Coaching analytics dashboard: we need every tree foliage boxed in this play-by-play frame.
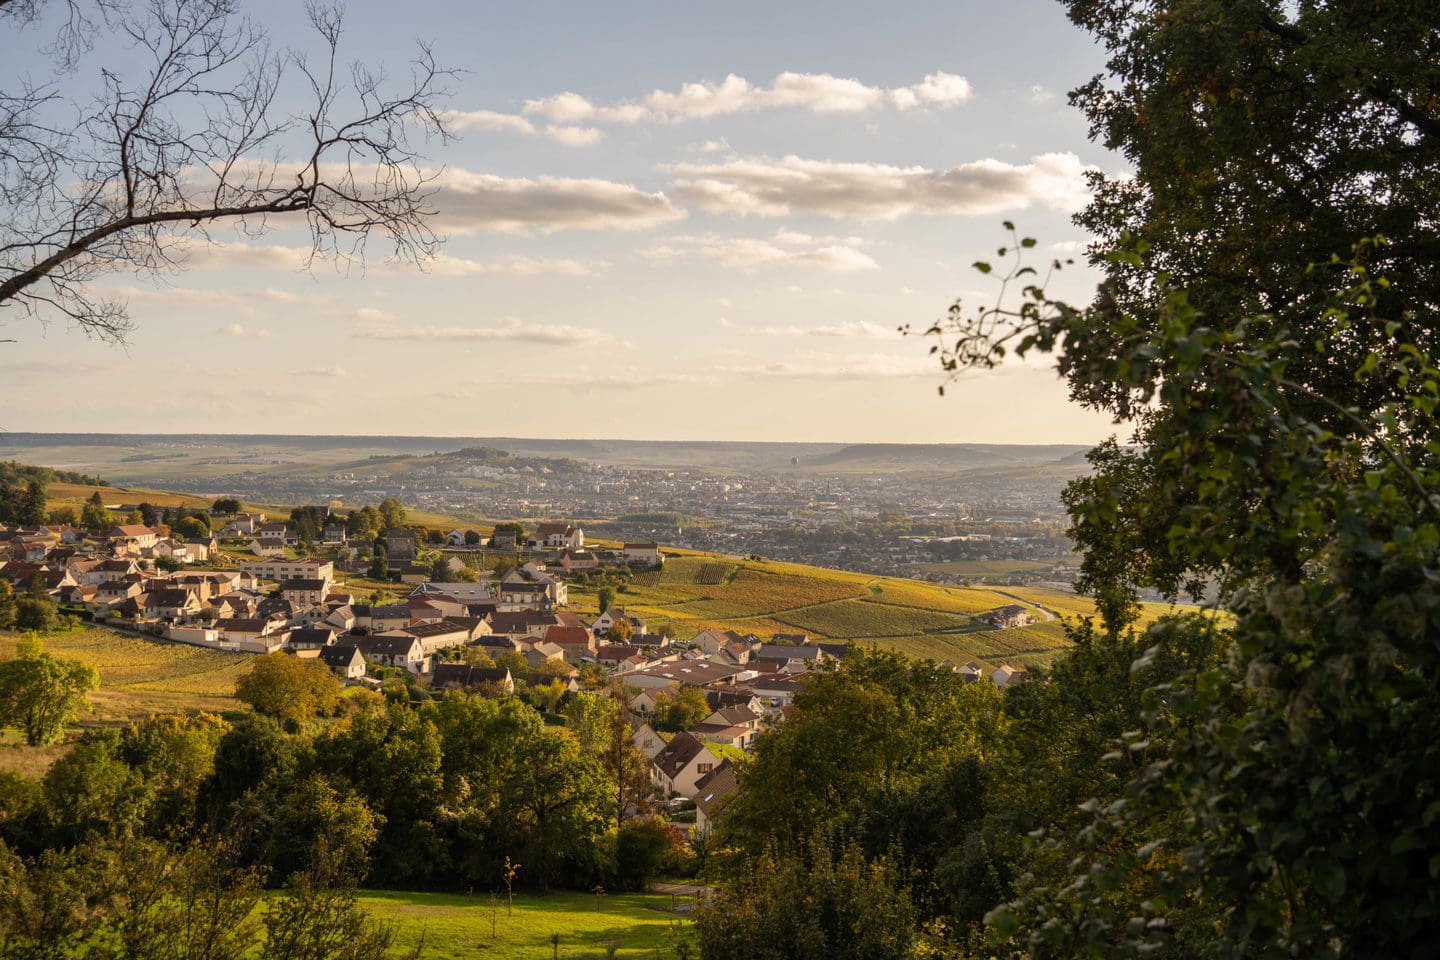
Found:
[915,2,1440,956]
[0,650,98,745]
[234,654,341,725]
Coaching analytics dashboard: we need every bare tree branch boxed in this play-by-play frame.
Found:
[0,0,455,343]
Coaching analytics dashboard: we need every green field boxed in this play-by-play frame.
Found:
[356,889,695,960]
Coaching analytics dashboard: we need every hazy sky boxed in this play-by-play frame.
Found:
[2,0,1126,444]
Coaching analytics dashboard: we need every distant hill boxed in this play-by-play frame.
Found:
[793,443,1091,472]
[0,433,1093,475]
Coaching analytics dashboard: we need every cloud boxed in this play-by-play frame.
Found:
[544,125,605,146]
[182,242,317,270]
[717,351,928,381]
[293,366,351,378]
[760,320,894,338]
[109,282,332,310]
[440,109,605,146]
[643,234,879,273]
[1026,84,1057,105]
[217,323,271,339]
[517,70,972,125]
[669,152,1095,219]
[432,169,686,233]
[351,316,616,347]
[421,253,608,278]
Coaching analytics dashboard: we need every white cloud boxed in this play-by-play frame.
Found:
[544,125,605,146]
[1026,84,1057,105]
[352,316,616,346]
[440,109,604,146]
[760,320,894,339]
[420,253,608,278]
[516,70,972,125]
[432,169,686,233]
[442,109,538,135]
[643,234,879,273]
[294,366,351,378]
[217,323,271,339]
[670,152,1095,219]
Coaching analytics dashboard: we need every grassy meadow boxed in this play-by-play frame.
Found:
[355,889,695,960]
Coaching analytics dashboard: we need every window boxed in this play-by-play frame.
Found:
[697,763,713,775]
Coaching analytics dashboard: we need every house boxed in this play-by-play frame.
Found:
[369,603,412,633]
[488,610,558,639]
[319,644,367,680]
[240,558,334,584]
[489,528,519,550]
[144,588,201,621]
[693,759,740,833]
[555,549,599,573]
[981,605,1034,629]
[651,732,721,798]
[356,634,429,673]
[213,618,284,646]
[149,539,192,564]
[217,513,263,538]
[288,626,338,650]
[621,660,744,691]
[257,523,289,544]
[380,619,473,654]
[592,606,646,637]
[384,528,417,560]
[992,664,1026,689]
[544,625,595,658]
[280,578,330,606]
[524,640,568,668]
[431,663,515,694]
[248,539,286,559]
[630,719,666,759]
[109,524,160,552]
[621,542,662,566]
[322,524,349,545]
[531,522,584,550]
[957,662,983,683]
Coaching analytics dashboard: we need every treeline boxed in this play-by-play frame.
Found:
[695,623,1226,958]
[0,678,677,906]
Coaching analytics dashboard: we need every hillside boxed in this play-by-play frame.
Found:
[571,553,1178,670]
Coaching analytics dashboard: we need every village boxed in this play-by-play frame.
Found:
[1,509,1035,820]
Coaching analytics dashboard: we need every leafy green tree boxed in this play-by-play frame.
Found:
[921,3,1440,955]
[651,685,709,732]
[118,712,228,831]
[428,556,453,582]
[42,732,154,842]
[80,491,111,531]
[212,497,242,515]
[0,581,15,631]
[19,477,46,525]
[695,837,915,960]
[0,651,98,745]
[463,529,481,545]
[377,498,406,528]
[234,654,341,725]
[596,586,615,615]
[367,552,389,581]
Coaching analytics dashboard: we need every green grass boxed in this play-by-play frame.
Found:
[356,889,696,960]
[771,598,969,639]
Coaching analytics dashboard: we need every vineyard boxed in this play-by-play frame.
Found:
[576,551,1194,669]
[0,628,247,725]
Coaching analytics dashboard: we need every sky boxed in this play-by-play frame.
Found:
[1,0,1126,444]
